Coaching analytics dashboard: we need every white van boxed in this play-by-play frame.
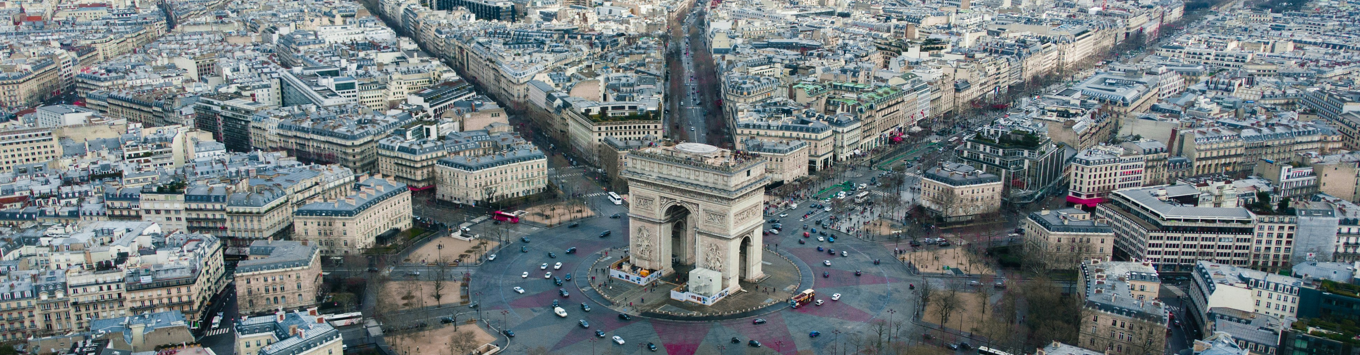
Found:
[554,307,567,318]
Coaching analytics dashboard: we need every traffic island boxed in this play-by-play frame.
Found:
[585,248,807,320]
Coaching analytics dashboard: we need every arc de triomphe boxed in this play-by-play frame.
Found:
[621,143,768,293]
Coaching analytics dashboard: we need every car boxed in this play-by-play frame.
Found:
[748,340,761,347]
[560,289,570,298]
[690,127,695,131]
[817,246,824,251]
[552,300,559,307]
[610,213,622,219]
[753,318,766,325]
[487,254,497,261]
[817,236,825,242]
[855,270,862,276]
[595,330,606,338]
[441,316,454,324]
[823,260,831,266]
[798,239,805,244]
[541,263,549,270]
[554,307,567,317]
[553,278,563,286]
[618,314,632,321]
[521,246,528,253]
[822,272,829,278]
[599,230,612,238]
[521,237,530,243]
[731,337,741,344]
[828,237,835,243]
[554,262,563,270]
[648,342,658,352]
[548,252,557,259]
[815,299,824,306]
[810,331,821,337]
[824,206,832,212]
[568,222,579,228]
[566,247,577,254]
[819,231,827,236]
[582,303,592,312]
[909,240,921,247]
[768,229,779,235]
[938,241,951,247]
[367,266,380,272]
[841,251,848,257]
[503,330,516,337]
[545,272,552,279]
[564,273,573,281]
[948,343,960,350]
[579,319,589,328]
[828,248,835,255]
[778,213,788,218]
[832,293,841,301]
[513,286,524,294]
[612,336,625,345]
[959,342,972,350]
[767,218,777,223]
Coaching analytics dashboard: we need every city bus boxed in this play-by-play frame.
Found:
[978,346,1014,355]
[789,289,815,308]
[607,192,623,205]
[492,211,520,223]
[853,191,870,203]
[325,312,364,327]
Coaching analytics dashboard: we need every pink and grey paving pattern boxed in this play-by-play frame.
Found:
[471,204,922,354]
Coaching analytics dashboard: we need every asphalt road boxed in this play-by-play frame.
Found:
[679,11,708,144]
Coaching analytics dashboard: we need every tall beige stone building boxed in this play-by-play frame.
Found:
[294,176,412,256]
[434,145,548,205]
[235,241,323,315]
[919,163,1003,223]
[1022,208,1115,270]
[1077,259,1168,355]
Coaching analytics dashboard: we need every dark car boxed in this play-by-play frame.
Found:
[648,342,658,352]
[610,213,622,219]
[559,289,570,298]
[748,340,762,348]
[520,246,527,253]
[959,342,972,350]
[855,270,862,276]
[581,303,591,312]
[798,239,805,245]
[440,316,454,324]
[579,319,589,328]
[948,344,959,350]
[730,337,740,344]
[548,252,557,259]
[552,299,559,307]
[823,272,829,278]
[909,240,921,247]
[564,273,572,281]
[566,247,577,254]
[809,331,821,338]
[817,246,824,251]
[618,314,632,321]
[521,237,530,243]
[819,230,827,236]
[595,330,606,338]
[367,267,379,273]
[599,230,612,238]
[752,318,766,325]
[828,248,835,255]
[503,330,515,337]
[568,222,579,228]
[553,278,563,286]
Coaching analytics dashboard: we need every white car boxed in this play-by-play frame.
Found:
[487,254,496,261]
[817,237,825,242]
[831,293,841,301]
[553,262,563,270]
[824,207,832,212]
[545,272,553,279]
[514,286,525,294]
[612,335,625,345]
[823,260,831,266]
[815,299,824,306]
[521,272,529,278]
[778,213,787,218]
[540,263,549,270]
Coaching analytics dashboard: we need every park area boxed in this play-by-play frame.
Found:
[386,324,494,355]
[901,245,994,276]
[923,291,991,334]
[520,201,595,226]
[405,238,497,265]
[382,280,463,311]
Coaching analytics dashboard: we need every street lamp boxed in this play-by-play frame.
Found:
[887,309,897,344]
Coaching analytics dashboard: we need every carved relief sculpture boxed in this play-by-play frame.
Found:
[635,196,654,210]
[703,211,726,226]
[634,227,653,262]
[704,242,725,272]
[735,205,759,224]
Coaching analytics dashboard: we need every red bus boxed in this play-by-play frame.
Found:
[492,211,520,223]
[789,289,815,308]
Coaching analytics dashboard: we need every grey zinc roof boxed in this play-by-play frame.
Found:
[1080,260,1166,323]
[1028,208,1113,234]
[1111,186,1254,220]
[294,177,407,217]
[237,240,318,274]
[922,163,1000,186]
[89,311,187,346]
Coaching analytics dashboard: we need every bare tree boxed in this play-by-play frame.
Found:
[976,281,997,321]
[916,279,934,319]
[430,257,453,307]
[932,282,961,329]
[449,329,479,354]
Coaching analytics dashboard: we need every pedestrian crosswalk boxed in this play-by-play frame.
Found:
[586,192,608,197]
[205,327,232,337]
